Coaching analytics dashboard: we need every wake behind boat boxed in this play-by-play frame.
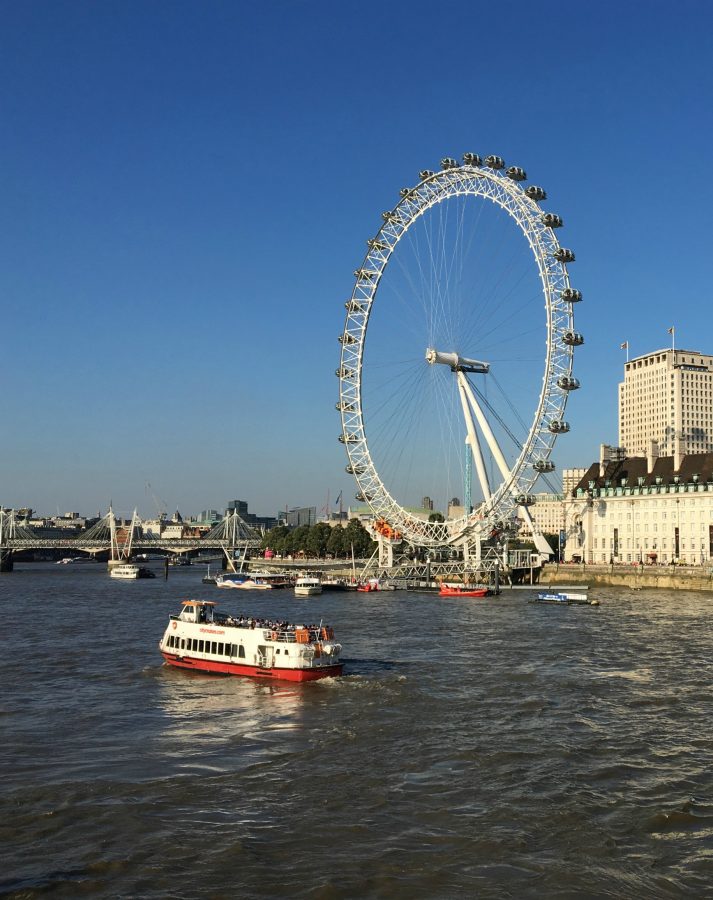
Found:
[159,600,343,681]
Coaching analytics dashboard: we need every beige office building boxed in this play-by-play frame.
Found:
[618,348,713,456]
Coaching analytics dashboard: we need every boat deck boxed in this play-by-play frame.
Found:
[172,612,333,644]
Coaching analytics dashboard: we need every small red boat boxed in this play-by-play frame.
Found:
[439,582,488,598]
[357,578,383,592]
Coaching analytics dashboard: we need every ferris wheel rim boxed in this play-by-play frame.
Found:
[337,159,579,548]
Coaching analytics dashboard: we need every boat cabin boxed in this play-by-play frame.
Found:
[179,600,216,624]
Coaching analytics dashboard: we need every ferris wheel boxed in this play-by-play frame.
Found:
[337,153,582,556]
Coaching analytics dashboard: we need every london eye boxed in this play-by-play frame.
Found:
[337,153,582,560]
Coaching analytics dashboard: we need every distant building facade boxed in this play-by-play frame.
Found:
[618,348,713,457]
[226,499,278,531]
[283,506,316,529]
[564,445,713,565]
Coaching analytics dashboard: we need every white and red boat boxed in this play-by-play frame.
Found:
[159,600,343,682]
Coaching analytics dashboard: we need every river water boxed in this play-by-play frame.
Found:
[2,562,713,898]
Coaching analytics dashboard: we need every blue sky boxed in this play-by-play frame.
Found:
[2,0,712,519]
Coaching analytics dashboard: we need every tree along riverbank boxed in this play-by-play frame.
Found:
[541,562,713,593]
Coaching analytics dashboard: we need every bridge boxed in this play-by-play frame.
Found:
[0,507,261,571]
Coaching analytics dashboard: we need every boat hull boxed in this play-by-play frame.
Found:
[439,588,488,597]
[161,651,342,682]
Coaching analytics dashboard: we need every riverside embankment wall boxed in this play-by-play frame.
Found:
[540,563,713,593]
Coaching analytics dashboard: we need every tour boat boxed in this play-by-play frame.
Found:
[294,576,322,596]
[439,582,489,598]
[110,563,156,580]
[159,600,343,682]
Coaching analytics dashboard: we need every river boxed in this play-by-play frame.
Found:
[2,562,712,898]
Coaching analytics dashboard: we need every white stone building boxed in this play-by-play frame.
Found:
[564,445,713,565]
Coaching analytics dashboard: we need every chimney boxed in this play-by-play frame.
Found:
[674,433,684,474]
[599,444,613,478]
[647,439,659,474]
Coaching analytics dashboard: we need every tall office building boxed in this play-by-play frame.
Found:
[618,348,713,457]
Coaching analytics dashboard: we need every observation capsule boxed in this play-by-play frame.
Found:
[560,288,582,303]
[355,491,372,502]
[367,238,387,251]
[336,367,355,379]
[525,185,547,202]
[463,152,482,166]
[338,333,356,345]
[557,375,581,390]
[382,211,402,224]
[419,170,434,180]
[354,268,377,280]
[554,247,576,263]
[346,464,365,475]
[516,494,536,506]
[533,459,556,473]
[336,400,355,411]
[542,213,563,228]
[506,166,527,181]
[441,157,458,169]
[548,420,571,434]
[345,299,367,312]
[339,433,359,444]
[484,155,505,169]
[562,332,584,347]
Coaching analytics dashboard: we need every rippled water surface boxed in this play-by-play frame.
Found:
[2,563,713,898]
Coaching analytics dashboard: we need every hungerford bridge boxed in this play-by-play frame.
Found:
[0,507,261,572]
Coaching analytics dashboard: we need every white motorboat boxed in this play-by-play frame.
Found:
[294,576,322,597]
[110,563,156,580]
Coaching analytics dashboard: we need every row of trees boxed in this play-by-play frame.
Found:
[260,519,376,560]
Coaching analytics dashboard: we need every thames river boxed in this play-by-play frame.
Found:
[2,563,712,898]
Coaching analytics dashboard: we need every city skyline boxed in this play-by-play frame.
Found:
[3,1,713,517]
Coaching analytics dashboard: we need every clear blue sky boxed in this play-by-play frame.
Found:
[2,0,712,519]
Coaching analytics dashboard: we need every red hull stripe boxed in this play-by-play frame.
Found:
[161,652,342,682]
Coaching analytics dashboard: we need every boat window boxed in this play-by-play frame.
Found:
[181,639,185,649]
[239,645,245,659]
[283,648,288,656]
[199,640,205,652]
[211,642,217,654]
[218,643,224,655]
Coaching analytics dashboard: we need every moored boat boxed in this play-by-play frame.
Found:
[110,563,156,580]
[356,578,394,592]
[159,600,343,681]
[439,582,489,598]
[294,576,322,596]
[321,577,357,592]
